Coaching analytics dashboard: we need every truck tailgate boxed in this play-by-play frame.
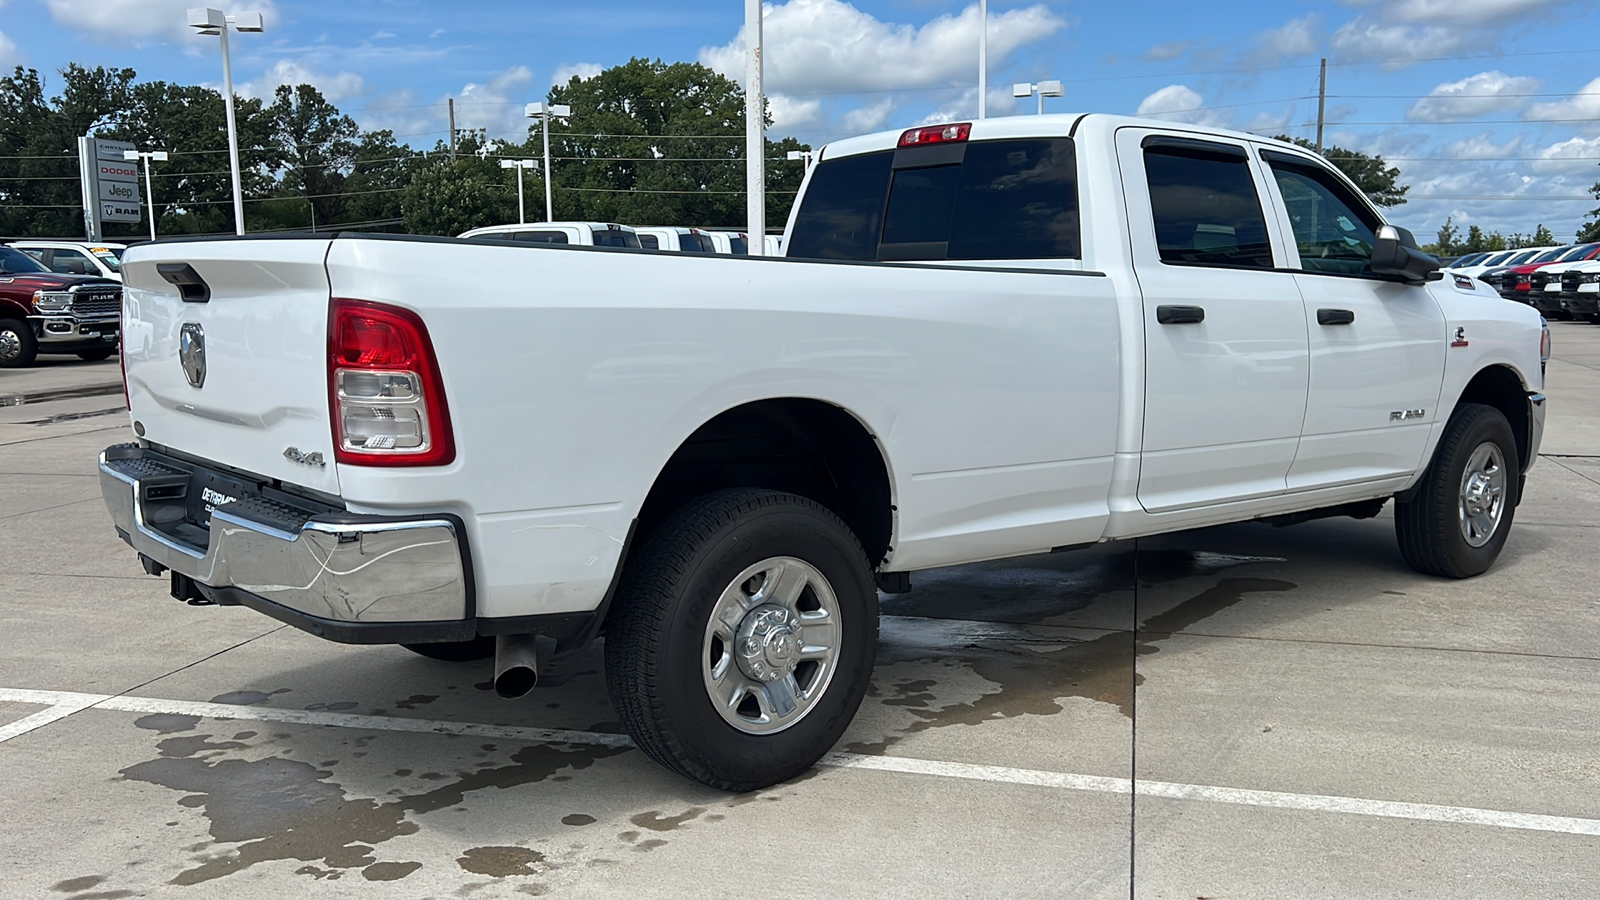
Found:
[120,238,341,496]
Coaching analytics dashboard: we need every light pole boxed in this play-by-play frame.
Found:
[745,0,765,255]
[500,159,538,224]
[187,8,264,235]
[123,149,169,241]
[524,103,570,223]
[786,149,815,172]
[977,0,988,119]
[1012,80,1064,115]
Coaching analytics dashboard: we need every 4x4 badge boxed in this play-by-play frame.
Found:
[179,323,206,388]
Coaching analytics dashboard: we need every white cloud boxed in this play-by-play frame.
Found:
[0,30,16,68]
[452,65,535,142]
[1531,134,1600,174]
[1255,14,1319,61]
[44,0,279,42]
[1330,19,1477,66]
[1144,41,1190,62]
[912,86,1019,127]
[1407,70,1539,122]
[1525,76,1600,121]
[768,94,825,131]
[1330,0,1574,66]
[698,0,1064,96]
[840,97,895,133]
[551,62,602,88]
[240,59,366,103]
[1135,85,1231,127]
[371,30,395,40]
[1445,132,1524,159]
[1371,0,1568,26]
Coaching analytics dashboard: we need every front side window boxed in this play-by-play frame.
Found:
[49,249,96,275]
[0,246,49,274]
[1267,159,1379,276]
[1145,145,1274,269]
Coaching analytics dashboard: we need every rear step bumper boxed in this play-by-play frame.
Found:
[99,443,472,642]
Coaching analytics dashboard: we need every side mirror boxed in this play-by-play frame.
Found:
[1371,225,1441,284]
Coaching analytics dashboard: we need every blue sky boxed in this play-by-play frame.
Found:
[3,0,1598,239]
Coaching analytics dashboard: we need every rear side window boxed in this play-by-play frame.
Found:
[728,235,748,255]
[786,151,893,260]
[508,231,569,244]
[1145,145,1273,269]
[638,234,660,250]
[680,234,711,253]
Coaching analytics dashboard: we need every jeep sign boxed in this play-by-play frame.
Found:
[78,136,141,232]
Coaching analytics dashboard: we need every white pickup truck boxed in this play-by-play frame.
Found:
[101,114,1548,791]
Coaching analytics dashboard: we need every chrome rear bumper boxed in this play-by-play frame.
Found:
[99,444,469,632]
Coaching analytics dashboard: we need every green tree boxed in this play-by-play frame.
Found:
[546,58,809,228]
[401,138,517,236]
[1577,180,1600,242]
[266,84,359,229]
[1273,135,1409,207]
[1427,216,1461,255]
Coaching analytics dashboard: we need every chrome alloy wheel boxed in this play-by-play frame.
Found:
[701,556,841,735]
[0,328,20,362]
[1459,441,1507,548]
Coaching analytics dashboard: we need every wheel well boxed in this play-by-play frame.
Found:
[635,399,893,567]
[1456,365,1530,468]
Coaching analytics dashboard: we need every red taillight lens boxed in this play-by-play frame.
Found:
[328,298,454,467]
[898,122,971,147]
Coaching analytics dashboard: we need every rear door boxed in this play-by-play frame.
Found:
[1116,129,1310,512]
[1257,147,1446,490]
[120,238,342,496]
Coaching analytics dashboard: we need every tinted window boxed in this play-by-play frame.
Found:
[1267,161,1379,276]
[878,139,1080,260]
[729,235,748,255]
[592,230,640,248]
[638,234,660,250]
[49,249,95,274]
[681,234,711,253]
[786,151,892,260]
[0,246,49,274]
[1532,247,1567,263]
[1146,147,1273,269]
[509,231,569,244]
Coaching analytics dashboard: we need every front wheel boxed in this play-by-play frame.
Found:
[0,319,38,368]
[1395,403,1519,578]
[605,489,877,791]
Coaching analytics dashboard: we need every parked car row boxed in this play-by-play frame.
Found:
[0,244,123,367]
[1445,243,1600,322]
[458,222,785,255]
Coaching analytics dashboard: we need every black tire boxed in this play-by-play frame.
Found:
[76,348,116,362]
[1395,403,1519,578]
[402,636,494,661]
[0,318,38,368]
[604,488,877,791]
[1584,313,1600,324]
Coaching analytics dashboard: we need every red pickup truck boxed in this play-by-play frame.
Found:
[0,245,122,367]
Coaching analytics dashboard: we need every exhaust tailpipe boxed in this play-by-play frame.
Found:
[493,633,540,699]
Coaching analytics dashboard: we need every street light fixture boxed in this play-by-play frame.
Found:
[499,159,539,224]
[785,149,815,171]
[1012,80,1064,115]
[524,102,570,223]
[187,7,264,235]
[123,149,169,241]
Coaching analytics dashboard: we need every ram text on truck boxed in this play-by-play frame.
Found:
[100,114,1548,790]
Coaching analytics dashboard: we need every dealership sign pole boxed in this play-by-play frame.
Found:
[77,136,142,242]
[745,0,764,256]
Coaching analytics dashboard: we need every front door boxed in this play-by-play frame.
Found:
[1257,147,1446,490]
[1117,130,1310,513]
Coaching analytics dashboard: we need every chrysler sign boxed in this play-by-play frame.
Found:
[78,137,141,230]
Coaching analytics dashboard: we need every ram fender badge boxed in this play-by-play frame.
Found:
[283,446,326,468]
[1451,326,1469,348]
[179,323,206,388]
[1389,409,1426,421]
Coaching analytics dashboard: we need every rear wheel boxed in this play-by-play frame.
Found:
[1395,403,1519,578]
[402,637,494,661]
[605,489,877,791]
[76,347,115,362]
[0,319,38,368]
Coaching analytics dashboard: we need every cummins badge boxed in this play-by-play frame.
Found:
[179,323,206,388]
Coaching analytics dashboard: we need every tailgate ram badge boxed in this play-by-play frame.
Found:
[179,323,206,388]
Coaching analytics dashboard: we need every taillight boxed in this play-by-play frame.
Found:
[898,122,971,147]
[328,298,454,467]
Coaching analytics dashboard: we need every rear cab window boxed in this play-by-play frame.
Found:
[786,136,1081,262]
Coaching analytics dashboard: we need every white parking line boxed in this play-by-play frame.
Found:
[3,687,1598,838]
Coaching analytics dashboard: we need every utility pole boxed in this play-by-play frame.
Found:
[978,0,987,119]
[1315,58,1327,154]
[448,98,457,160]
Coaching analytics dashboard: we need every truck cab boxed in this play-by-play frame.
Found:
[9,241,127,281]
[458,222,641,248]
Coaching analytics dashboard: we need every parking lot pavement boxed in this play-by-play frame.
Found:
[1,329,1597,897]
